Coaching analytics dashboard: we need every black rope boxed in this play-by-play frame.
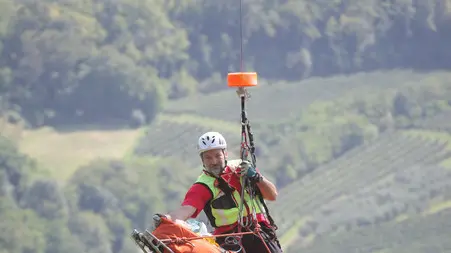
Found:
[239,95,255,166]
[239,0,244,72]
[239,94,278,231]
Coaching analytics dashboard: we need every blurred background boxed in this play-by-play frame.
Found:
[1,0,451,252]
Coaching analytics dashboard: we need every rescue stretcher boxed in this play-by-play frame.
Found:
[131,215,252,253]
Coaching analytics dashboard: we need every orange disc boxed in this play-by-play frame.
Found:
[227,72,258,87]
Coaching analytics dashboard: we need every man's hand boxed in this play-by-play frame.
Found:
[149,213,169,230]
[238,161,278,201]
[237,160,259,180]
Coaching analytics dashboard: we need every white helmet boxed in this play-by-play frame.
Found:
[197,131,227,154]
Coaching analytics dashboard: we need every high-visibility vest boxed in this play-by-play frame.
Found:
[194,171,266,228]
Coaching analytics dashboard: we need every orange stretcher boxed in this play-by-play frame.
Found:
[131,216,252,253]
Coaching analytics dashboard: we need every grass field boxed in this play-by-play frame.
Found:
[17,126,144,182]
[7,112,240,182]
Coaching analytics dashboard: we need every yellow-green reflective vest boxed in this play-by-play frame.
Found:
[195,172,266,228]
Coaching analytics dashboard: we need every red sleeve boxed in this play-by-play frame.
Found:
[181,183,212,218]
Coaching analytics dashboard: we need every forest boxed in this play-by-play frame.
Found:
[1,0,450,127]
[1,0,451,253]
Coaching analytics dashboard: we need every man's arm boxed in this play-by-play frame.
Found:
[165,183,212,221]
[255,175,278,201]
[167,205,197,221]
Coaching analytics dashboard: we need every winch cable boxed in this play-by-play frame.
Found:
[230,0,278,252]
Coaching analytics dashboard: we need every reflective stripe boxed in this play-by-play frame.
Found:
[212,191,231,225]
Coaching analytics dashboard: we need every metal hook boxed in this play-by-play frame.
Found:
[222,236,244,253]
[236,88,251,99]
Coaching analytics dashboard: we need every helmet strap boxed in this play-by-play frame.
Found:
[223,149,228,168]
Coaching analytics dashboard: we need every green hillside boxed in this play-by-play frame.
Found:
[164,70,444,123]
[2,69,451,253]
[291,208,451,253]
[135,70,451,252]
[139,69,451,175]
[273,130,451,251]
[133,114,240,167]
[413,110,451,131]
[2,1,451,252]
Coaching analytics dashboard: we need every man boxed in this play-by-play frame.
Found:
[164,131,283,253]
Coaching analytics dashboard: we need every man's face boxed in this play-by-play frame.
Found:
[201,149,227,177]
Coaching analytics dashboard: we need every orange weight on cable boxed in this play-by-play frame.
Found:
[227,72,258,87]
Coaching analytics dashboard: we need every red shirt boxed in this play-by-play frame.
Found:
[181,165,270,234]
